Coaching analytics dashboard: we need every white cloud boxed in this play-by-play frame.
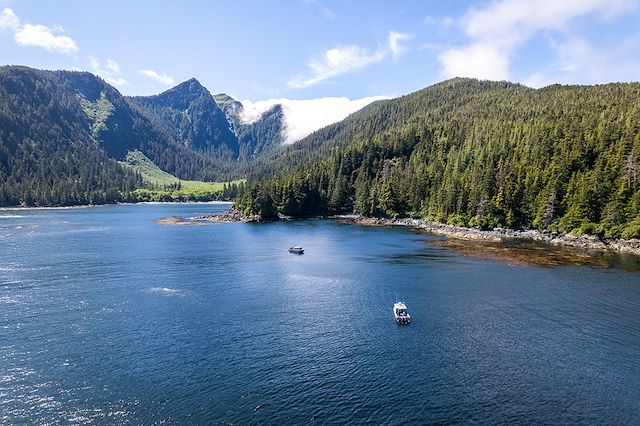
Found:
[106,59,120,74]
[0,8,19,30]
[2,8,78,54]
[522,72,553,88]
[288,45,386,89]
[139,69,175,85]
[104,77,129,87]
[464,0,635,43]
[442,17,455,28]
[288,31,413,88]
[14,23,78,54]
[439,42,510,81]
[523,36,640,87]
[389,31,413,59]
[240,95,389,144]
[89,57,129,87]
[438,0,637,81]
[89,57,101,73]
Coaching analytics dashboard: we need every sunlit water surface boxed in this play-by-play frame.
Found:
[1,203,639,424]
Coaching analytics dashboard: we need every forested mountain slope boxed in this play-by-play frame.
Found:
[127,79,239,158]
[0,67,255,206]
[236,78,640,239]
[0,67,141,205]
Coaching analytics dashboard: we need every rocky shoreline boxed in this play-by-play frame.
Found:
[336,215,640,257]
[156,209,262,225]
[189,208,301,223]
[158,209,640,256]
[191,210,262,223]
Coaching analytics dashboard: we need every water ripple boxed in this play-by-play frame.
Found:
[0,205,639,424]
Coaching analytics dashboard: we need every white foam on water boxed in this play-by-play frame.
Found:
[148,287,182,296]
[0,295,25,305]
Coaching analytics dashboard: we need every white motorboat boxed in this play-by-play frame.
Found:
[393,301,411,324]
[289,246,304,254]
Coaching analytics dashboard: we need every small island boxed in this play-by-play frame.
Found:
[155,209,261,225]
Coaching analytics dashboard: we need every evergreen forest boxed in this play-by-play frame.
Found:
[235,79,640,239]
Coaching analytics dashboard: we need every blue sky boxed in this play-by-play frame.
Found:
[1,0,640,141]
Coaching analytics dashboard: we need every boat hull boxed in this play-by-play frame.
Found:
[393,302,410,324]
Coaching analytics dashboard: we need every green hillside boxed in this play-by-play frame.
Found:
[121,150,245,202]
[0,66,265,207]
[235,78,640,239]
[0,67,141,206]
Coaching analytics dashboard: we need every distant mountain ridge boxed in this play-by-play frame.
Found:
[128,79,239,158]
[5,62,640,242]
[0,65,286,206]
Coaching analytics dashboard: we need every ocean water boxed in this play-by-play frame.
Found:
[1,203,639,424]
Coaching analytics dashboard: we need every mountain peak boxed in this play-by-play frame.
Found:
[183,77,203,87]
[213,93,243,116]
[213,93,237,102]
[126,76,239,157]
[163,77,207,97]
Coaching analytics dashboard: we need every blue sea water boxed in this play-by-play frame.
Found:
[1,203,639,424]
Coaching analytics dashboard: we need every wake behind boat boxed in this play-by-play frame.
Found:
[393,302,411,324]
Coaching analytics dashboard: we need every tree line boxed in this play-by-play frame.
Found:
[235,79,640,239]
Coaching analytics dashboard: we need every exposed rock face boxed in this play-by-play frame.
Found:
[213,93,285,160]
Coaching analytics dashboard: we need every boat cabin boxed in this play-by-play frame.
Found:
[393,301,411,324]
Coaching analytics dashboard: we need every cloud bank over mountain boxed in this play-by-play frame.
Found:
[240,95,388,144]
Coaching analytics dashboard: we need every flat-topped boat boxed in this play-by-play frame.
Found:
[289,246,304,254]
[393,301,411,324]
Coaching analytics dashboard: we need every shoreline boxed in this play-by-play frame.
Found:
[0,200,233,212]
[335,215,640,257]
[8,201,637,256]
[190,210,640,256]
[0,204,108,212]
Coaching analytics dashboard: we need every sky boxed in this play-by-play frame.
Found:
[1,0,640,142]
